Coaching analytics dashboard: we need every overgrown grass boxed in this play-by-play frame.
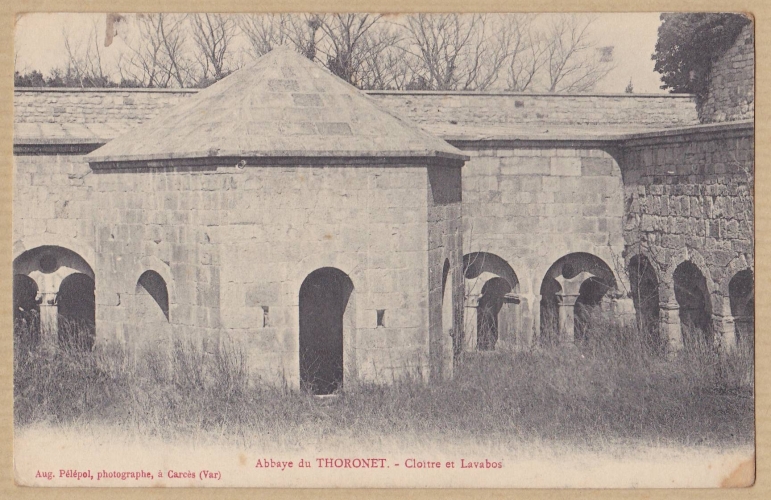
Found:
[14,313,754,449]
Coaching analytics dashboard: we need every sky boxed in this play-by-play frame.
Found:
[14,12,668,94]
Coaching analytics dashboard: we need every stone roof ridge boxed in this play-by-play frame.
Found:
[86,48,468,165]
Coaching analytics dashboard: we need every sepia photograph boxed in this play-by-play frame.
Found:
[10,10,755,488]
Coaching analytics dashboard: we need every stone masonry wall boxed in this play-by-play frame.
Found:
[215,163,433,386]
[91,166,222,351]
[699,22,754,123]
[619,124,754,336]
[369,93,699,129]
[14,89,699,141]
[426,165,464,380]
[90,162,435,387]
[13,154,97,265]
[458,145,627,340]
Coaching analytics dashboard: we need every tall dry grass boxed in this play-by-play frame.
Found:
[14,311,754,448]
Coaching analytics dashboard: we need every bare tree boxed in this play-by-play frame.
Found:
[505,15,547,92]
[542,15,616,93]
[238,14,294,57]
[119,14,194,88]
[356,29,411,90]
[318,14,383,86]
[402,14,513,91]
[190,14,238,84]
[61,19,110,87]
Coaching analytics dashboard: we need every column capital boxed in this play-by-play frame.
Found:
[36,291,58,306]
[659,300,679,311]
[556,293,580,307]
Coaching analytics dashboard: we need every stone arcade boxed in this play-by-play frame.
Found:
[12,25,754,391]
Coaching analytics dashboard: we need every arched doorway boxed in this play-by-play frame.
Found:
[299,268,354,395]
[539,253,617,344]
[729,270,754,345]
[627,254,661,351]
[673,261,712,347]
[57,273,96,350]
[463,252,520,351]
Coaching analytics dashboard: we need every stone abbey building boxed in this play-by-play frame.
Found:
[12,25,754,393]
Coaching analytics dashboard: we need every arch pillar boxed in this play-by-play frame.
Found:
[555,271,594,344]
[659,295,683,357]
[712,296,737,352]
[463,294,480,352]
[497,292,521,349]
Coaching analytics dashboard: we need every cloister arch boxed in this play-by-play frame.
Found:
[57,273,96,350]
[673,261,712,347]
[463,252,520,351]
[12,245,95,348]
[299,267,355,395]
[627,253,662,351]
[728,269,754,345]
[539,252,617,344]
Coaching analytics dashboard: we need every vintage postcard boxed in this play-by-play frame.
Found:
[9,10,756,489]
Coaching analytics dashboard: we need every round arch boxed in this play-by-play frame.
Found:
[13,237,95,276]
[298,267,355,395]
[539,252,617,343]
[463,252,520,351]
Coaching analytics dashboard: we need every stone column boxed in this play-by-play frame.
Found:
[555,271,595,345]
[712,315,737,352]
[611,297,636,326]
[36,291,59,348]
[556,293,580,343]
[659,298,683,357]
[464,294,479,351]
[498,293,520,349]
[518,294,534,349]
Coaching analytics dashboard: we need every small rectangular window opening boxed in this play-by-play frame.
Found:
[376,309,386,327]
[262,306,270,327]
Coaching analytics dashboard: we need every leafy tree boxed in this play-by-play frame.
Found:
[652,13,751,97]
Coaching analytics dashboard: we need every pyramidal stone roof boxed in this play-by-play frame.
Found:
[86,48,467,166]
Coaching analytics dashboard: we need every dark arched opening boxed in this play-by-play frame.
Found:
[13,274,40,344]
[299,267,354,395]
[673,261,712,347]
[539,252,617,344]
[574,277,607,341]
[137,270,170,321]
[477,277,511,350]
[729,270,754,345]
[57,273,96,350]
[628,255,661,351]
[463,252,519,351]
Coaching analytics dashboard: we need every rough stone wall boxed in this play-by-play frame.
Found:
[459,145,626,339]
[12,154,97,265]
[620,124,754,322]
[426,165,464,379]
[699,23,754,123]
